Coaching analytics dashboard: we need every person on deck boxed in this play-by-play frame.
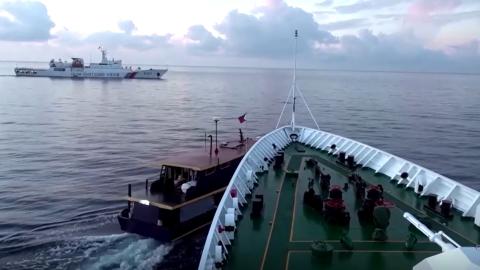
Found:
[174,175,184,187]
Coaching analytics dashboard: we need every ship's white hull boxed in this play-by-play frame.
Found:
[14,67,167,79]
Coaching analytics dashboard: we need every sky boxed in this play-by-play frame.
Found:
[0,0,479,72]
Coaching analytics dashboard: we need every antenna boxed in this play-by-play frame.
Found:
[293,29,298,81]
[213,117,220,156]
[275,29,321,130]
[291,29,298,130]
[98,46,107,63]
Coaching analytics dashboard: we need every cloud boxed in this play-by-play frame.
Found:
[184,25,222,53]
[429,10,480,25]
[335,0,407,14]
[375,13,404,20]
[373,9,480,35]
[405,0,479,25]
[313,10,336,16]
[215,3,336,58]
[84,31,172,50]
[407,0,461,18]
[74,23,223,55]
[340,30,438,63]
[206,1,479,72]
[318,18,369,31]
[0,0,54,41]
[313,29,480,72]
[47,19,171,52]
[448,39,480,57]
[56,1,480,72]
[316,0,333,7]
[118,20,136,34]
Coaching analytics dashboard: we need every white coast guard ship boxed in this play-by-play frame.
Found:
[14,47,167,79]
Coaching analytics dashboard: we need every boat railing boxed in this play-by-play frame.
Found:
[198,125,480,270]
[295,127,480,217]
[122,176,159,205]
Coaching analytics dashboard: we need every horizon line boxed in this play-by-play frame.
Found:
[0,60,479,76]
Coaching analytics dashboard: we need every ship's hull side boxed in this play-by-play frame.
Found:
[14,67,167,79]
[126,69,168,79]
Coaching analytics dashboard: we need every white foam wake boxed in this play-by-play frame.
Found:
[81,234,172,270]
[1,233,171,270]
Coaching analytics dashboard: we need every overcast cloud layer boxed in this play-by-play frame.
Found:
[0,1,54,41]
[0,0,479,72]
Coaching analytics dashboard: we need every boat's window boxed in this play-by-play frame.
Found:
[189,169,197,181]
[166,166,174,179]
[160,165,166,178]
[171,167,190,186]
[183,168,190,179]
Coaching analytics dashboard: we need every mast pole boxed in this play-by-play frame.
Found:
[291,29,298,131]
[214,118,219,156]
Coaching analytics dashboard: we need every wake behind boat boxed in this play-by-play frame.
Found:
[14,47,167,79]
[198,31,480,270]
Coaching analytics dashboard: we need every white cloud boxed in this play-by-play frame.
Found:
[184,25,223,53]
[334,0,407,14]
[215,2,336,58]
[118,20,137,35]
[318,18,369,30]
[0,1,54,41]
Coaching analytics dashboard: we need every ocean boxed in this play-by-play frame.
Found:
[0,62,479,269]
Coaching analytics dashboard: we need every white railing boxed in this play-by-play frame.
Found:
[198,125,480,270]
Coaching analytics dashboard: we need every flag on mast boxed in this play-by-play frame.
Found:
[238,113,247,124]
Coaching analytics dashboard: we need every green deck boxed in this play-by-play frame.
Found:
[225,143,480,270]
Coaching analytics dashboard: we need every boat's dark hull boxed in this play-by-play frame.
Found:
[117,208,215,242]
[118,209,173,240]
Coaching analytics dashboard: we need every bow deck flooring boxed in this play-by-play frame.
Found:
[224,143,478,270]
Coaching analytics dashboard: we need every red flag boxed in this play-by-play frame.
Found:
[238,113,246,124]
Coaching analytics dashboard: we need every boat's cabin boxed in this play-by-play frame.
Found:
[49,58,71,69]
[119,138,253,238]
[126,138,254,209]
[149,140,253,199]
[71,58,84,68]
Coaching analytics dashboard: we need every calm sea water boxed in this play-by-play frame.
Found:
[0,62,479,269]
